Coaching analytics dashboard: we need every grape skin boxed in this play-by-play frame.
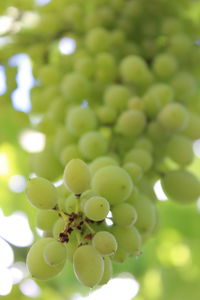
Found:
[73,245,104,287]
[26,238,65,280]
[92,165,133,205]
[26,177,57,210]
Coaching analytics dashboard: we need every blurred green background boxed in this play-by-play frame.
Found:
[0,0,200,299]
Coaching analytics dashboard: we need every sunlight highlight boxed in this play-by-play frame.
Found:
[20,279,41,298]
[59,37,76,55]
[154,180,168,201]
[72,275,140,300]
[8,175,26,193]
[0,210,33,247]
[0,268,13,296]
[19,130,45,153]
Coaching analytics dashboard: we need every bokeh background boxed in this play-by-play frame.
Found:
[0,0,200,299]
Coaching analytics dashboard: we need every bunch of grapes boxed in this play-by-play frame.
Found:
[2,0,200,288]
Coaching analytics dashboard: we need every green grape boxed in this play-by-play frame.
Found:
[104,84,131,112]
[168,33,192,57]
[84,196,110,221]
[44,240,66,266]
[96,105,117,125]
[158,102,189,132]
[130,195,157,234]
[92,231,117,255]
[65,194,78,213]
[63,159,91,194]
[85,27,110,53]
[95,52,117,83]
[124,148,153,172]
[119,55,152,86]
[89,156,118,175]
[152,53,178,78]
[143,84,174,118]
[79,189,97,210]
[134,137,153,153]
[147,121,169,142]
[127,96,144,110]
[66,106,97,136]
[166,135,194,166]
[47,98,67,124]
[57,183,70,200]
[78,131,108,161]
[65,232,78,263]
[61,73,90,103]
[26,238,65,280]
[161,170,200,204]
[36,210,59,232]
[112,225,141,255]
[60,144,81,166]
[37,65,61,85]
[73,245,104,287]
[31,147,63,181]
[123,162,143,183]
[111,248,128,264]
[171,72,197,102]
[53,127,77,156]
[182,113,200,140]
[112,203,137,227]
[74,55,94,78]
[98,256,112,285]
[53,218,65,240]
[161,17,183,35]
[26,177,57,210]
[115,109,146,137]
[92,166,133,205]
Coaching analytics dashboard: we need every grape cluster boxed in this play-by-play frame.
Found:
[5,0,199,288]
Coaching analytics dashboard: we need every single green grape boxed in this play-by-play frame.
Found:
[26,238,65,280]
[36,210,59,232]
[63,159,91,194]
[92,231,117,255]
[92,166,133,205]
[26,177,57,210]
[161,170,200,204]
[44,240,67,266]
[84,196,110,221]
[78,131,108,161]
[112,203,137,227]
[73,245,104,287]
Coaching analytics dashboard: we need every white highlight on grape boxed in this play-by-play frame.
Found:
[0,237,14,268]
[0,210,34,247]
[0,66,6,95]
[0,268,13,296]
[53,179,64,187]
[19,130,45,152]
[59,37,76,55]
[8,175,26,193]
[193,139,200,158]
[0,153,9,175]
[20,279,41,298]
[154,180,168,201]
[72,275,140,300]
